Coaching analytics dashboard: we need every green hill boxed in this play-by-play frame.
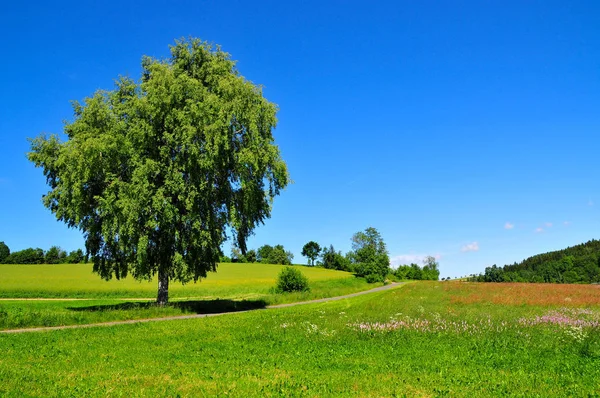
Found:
[0,262,361,299]
[473,239,600,283]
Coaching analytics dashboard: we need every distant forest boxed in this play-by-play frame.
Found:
[470,240,600,284]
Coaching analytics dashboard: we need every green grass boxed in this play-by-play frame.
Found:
[1,282,599,396]
[0,263,379,329]
[0,262,364,299]
[0,298,267,330]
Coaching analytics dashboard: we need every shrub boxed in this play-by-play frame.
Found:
[275,266,310,293]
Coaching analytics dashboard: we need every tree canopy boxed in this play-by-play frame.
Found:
[45,246,67,264]
[2,248,45,264]
[257,245,274,263]
[320,244,351,271]
[0,242,9,263]
[349,227,390,282]
[470,239,600,284]
[245,249,257,263]
[257,244,293,265]
[301,241,321,266]
[28,38,289,304]
[394,256,440,281]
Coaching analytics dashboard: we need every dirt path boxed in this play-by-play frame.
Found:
[0,282,404,334]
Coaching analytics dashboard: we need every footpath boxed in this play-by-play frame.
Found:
[0,282,404,334]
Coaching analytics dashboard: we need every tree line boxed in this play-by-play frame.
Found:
[393,257,440,281]
[226,227,440,283]
[298,233,439,282]
[469,239,600,283]
[222,227,391,282]
[0,242,85,264]
[223,244,294,265]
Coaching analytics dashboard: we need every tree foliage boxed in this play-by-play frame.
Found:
[320,244,352,271]
[28,38,289,304]
[301,241,321,266]
[270,245,294,265]
[230,246,247,263]
[66,249,85,264]
[348,227,390,282]
[422,255,440,280]
[394,256,440,281]
[0,242,9,263]
[470,239,600,284]
[2,248,45,264]
[45,246,67,264]
[257,245,273,263]
[256,244,293,265]
[245,249,257,263]
[1,246,84,264]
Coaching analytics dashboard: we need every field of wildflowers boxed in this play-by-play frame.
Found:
[447,281,600,306]
[1,281,599,396]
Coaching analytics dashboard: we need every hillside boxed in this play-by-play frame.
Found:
[473,239,600,283]
[0,262,361,299]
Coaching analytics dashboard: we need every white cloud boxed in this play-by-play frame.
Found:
[460,242,479,253]
[389,254,441,268]
[504,222,514,230]
[545,222,553,228]
[564,221,571,226]
[535,227,544,233]
[589,200,594,206]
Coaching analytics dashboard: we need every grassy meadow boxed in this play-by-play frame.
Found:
[0,262,363,299]
[1,281,600,396]
[0,262,378,330]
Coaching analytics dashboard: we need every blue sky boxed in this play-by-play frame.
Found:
[1,1,598,278]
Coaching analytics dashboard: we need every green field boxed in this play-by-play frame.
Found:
[1,281,600,396]
[0,262,362,299]
[0,263,378,330]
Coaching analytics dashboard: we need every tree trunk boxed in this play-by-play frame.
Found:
[157,268,169,305]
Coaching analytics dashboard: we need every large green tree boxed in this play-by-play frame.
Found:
[28,38,289,304]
